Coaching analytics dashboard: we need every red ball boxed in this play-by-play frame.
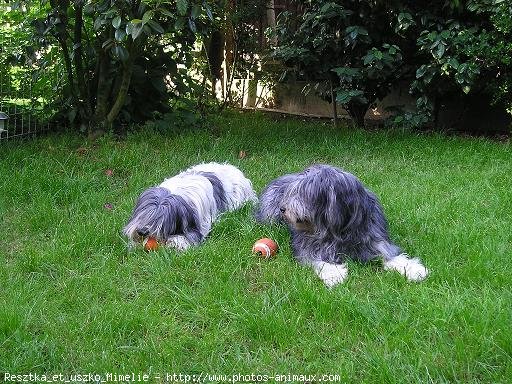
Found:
[143,237,159,252]
[252,238,278,259]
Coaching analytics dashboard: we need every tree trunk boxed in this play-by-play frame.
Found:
[223,0,235,106]
[330,79,338,127]
[347,102,368,127]
[50,0,77,108]
[59,37,77,105]
[93,51,111,125]
[240,76,246,108]
[73,2,90,115]
[246,76,258,108]
[207,30,224,99]
[106,59,134,125]
[266,0,277,46]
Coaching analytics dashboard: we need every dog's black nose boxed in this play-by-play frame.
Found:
[280,207,286,213]
[137,228,149,237]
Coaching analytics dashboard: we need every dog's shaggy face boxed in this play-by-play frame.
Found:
[123,187,202,244]
[279,165,371,237]
[256,164,429,286]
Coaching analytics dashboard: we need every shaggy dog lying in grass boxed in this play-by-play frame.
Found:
[256,164,429,287]
[124,162,256,251]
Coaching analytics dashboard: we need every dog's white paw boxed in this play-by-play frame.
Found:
[165,235,192,251]
[384,254,429,281]
[312,261,348,288]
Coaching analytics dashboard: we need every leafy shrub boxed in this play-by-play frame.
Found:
[3,0,217,133]
[395,0,512,129]
[272,1,403,126]
[271,0,512,131]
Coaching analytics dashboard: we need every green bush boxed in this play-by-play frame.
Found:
[272,1,403,126]
[271,0,512,131]
[1,0,218,133]
[397,0,512,129]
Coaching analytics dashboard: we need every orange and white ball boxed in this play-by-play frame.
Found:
[143,237,159,252]
[252,238,278,259]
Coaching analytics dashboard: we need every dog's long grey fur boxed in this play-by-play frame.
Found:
[256,164,428,286]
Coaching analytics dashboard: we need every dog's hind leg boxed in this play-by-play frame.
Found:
[376,241,429,281]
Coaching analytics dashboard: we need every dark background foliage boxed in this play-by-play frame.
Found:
[1,0,511,134]
[272,0,512,132]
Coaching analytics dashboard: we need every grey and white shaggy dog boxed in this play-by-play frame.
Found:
[256,164,429,287]
[124,162,257,250]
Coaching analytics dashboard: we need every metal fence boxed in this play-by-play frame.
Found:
[0,8,64,141]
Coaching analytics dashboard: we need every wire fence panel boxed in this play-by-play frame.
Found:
[0,4,64,141]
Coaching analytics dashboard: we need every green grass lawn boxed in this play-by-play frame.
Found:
[1,111,511,383]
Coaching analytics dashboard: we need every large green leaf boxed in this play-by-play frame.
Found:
[142,11,154,25]
[147,20,164,34]
[336,89,366,104]
[112,16,121,29]
[177,0,188,16]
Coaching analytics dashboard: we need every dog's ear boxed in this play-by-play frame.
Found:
[320,185,351,234]
[156,194,197,239]
[154,194,204,245]
[181,209,203,244]
[158,197,181,238]
[256,173,297,223]
[173,197,204,244]
[324,178,372,235]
